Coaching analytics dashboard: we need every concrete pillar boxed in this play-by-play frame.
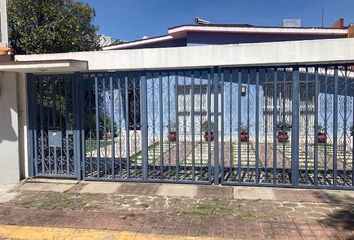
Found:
[0,72,20,184]
[17,73,28,179]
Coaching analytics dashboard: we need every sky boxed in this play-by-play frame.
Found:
[83,0,354,42]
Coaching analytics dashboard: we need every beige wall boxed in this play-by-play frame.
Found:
[0,72,20,184]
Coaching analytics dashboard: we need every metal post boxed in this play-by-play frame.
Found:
[255,69,260,183]
[213,67,220,185]
[73,73,82,180]
[237,70,242,182]
[314,67,319,186]
[140,72,148,181]
[220,69,225,183]
[333,66,338,186]
[291,67,300,186]
[27,74,35,177]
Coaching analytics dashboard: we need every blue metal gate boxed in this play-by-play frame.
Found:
[28,65,354,189]
[28,74,80,178]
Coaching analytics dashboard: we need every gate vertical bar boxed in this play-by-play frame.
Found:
[343,67,348,185]
[273,69,278,184]
[207,71,212,183]
[191,72,195,181]
[291,67,300,186]
[333,66,338,186]
[213,67,220,184]
[73,73,82,180]
[125,76,130,179]
[140,72,148,181]
[80,74,86,179]
[95,76,100,178]
[174,73,180,181]
[255,69,260,183]
[110,75,115,179]
[314,68,319,186]
[220,70,225,183]
[159,73,164,179]
[27,74,36,177]
[237,70,242,182]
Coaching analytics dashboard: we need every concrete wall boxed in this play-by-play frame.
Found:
[17,73,28,179]
[0,72,20,184]
[16,38,354,72]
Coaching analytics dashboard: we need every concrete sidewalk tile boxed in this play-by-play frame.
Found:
[18,183,74,192]
[79,182,121,194]
[0,184,17,193]
[0,192,17,203]
[233,186,275,200]
[156,184,197,198]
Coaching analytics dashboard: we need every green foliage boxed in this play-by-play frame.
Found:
[201,120,214,133]
[8,0,100,54]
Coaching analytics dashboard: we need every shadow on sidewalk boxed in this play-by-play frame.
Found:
[314,191,354,240]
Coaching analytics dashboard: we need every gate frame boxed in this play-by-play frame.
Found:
[27,73,82,180]
[26,66,354,190]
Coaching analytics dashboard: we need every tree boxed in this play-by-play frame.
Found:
[8,0,100,54]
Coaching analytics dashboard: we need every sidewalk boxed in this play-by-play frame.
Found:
[0,180,353,240]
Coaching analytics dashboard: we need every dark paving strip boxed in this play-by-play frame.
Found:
[0,206,351,239]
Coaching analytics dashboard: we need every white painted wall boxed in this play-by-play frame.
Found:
[15,38,354,72]
[0,72,20,184]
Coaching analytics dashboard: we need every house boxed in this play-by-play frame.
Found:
[0,18,353,189]
[103,18,352,50]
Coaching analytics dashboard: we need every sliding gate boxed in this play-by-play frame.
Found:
[28,65,354,189]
